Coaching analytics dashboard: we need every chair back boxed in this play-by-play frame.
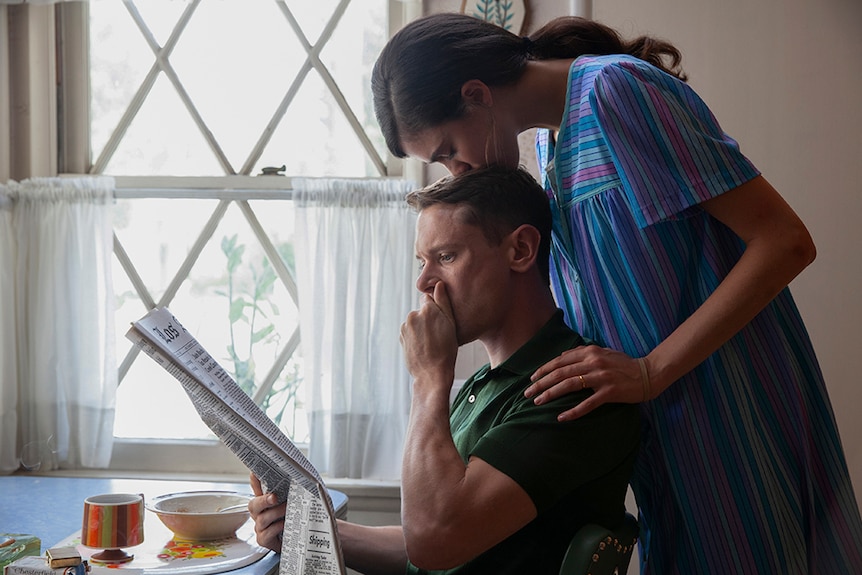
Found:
[559,512,639,575]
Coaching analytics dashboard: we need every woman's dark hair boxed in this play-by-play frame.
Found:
[372,13,686,158]
[406,166,552,284]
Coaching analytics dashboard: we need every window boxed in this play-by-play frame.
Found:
[88,0,391,178]
[61,0,417,473]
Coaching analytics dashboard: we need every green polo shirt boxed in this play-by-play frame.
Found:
[406,310,640,575]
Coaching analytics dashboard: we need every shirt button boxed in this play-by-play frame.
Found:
[468,395,476,404]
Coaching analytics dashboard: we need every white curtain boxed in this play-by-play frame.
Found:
[294,178,418,480]
[0,177,116,473]
[0,192,17,472]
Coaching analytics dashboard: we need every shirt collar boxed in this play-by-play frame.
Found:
[491,310,584,378]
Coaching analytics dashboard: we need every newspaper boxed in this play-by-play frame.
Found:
[125,307,345,575]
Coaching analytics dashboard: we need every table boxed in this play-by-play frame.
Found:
[0,474,347,575]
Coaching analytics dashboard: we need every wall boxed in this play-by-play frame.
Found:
[593,0,862,518]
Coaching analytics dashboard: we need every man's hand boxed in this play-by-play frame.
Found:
[249,473,409,574]
[400,281,458,387]
[248,473,285,552]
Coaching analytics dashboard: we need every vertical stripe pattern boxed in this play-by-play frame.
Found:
[536,55,862,574]
[81,494,144,549]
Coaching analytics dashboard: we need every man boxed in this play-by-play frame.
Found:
[250,166,640,574]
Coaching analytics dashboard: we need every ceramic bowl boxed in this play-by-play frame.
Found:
[145,491,252,541]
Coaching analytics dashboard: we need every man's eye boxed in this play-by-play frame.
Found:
[440,254,454,263]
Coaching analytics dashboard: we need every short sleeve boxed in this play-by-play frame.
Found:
[591,59,760,227]
[470,400,639,511]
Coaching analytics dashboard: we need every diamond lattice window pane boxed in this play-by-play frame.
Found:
[256,69,371,177]
[168,1,305,174]
[115,358,215,440]
[113,197,219,315]
[318,0,389,169]
[90,0,390,178]
[90,1,160,169]
[128,0,189,47]
[283,0,344,46]
[104,74,225,176]
[113,198,304,441]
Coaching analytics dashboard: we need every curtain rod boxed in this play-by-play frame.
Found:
[113,188,296,200]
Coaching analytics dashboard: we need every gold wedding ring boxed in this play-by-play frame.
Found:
[578,374,586,390]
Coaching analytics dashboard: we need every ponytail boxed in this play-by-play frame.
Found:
[526,17,687,81]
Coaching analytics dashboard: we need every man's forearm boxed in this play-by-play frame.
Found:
[337,521,407,575]
[400,380,470,558]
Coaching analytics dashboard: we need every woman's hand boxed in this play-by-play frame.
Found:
[248,473,286,552]
[524,346,650,421]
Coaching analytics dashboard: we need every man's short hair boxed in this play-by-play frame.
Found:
[406,166,552,283]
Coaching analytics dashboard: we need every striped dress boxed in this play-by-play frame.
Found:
[536,54,862,574]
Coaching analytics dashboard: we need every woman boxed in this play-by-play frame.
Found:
[372,12,862,574]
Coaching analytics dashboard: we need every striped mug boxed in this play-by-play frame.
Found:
[81,493,144,564]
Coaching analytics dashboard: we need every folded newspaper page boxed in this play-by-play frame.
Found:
[125,306,345,575]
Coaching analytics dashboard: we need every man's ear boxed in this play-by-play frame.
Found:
[461,79,493,108]
[507,224,541,274]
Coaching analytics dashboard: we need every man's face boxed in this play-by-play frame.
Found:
[414,203,512,346]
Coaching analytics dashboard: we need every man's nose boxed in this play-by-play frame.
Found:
[415,267,436,294]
